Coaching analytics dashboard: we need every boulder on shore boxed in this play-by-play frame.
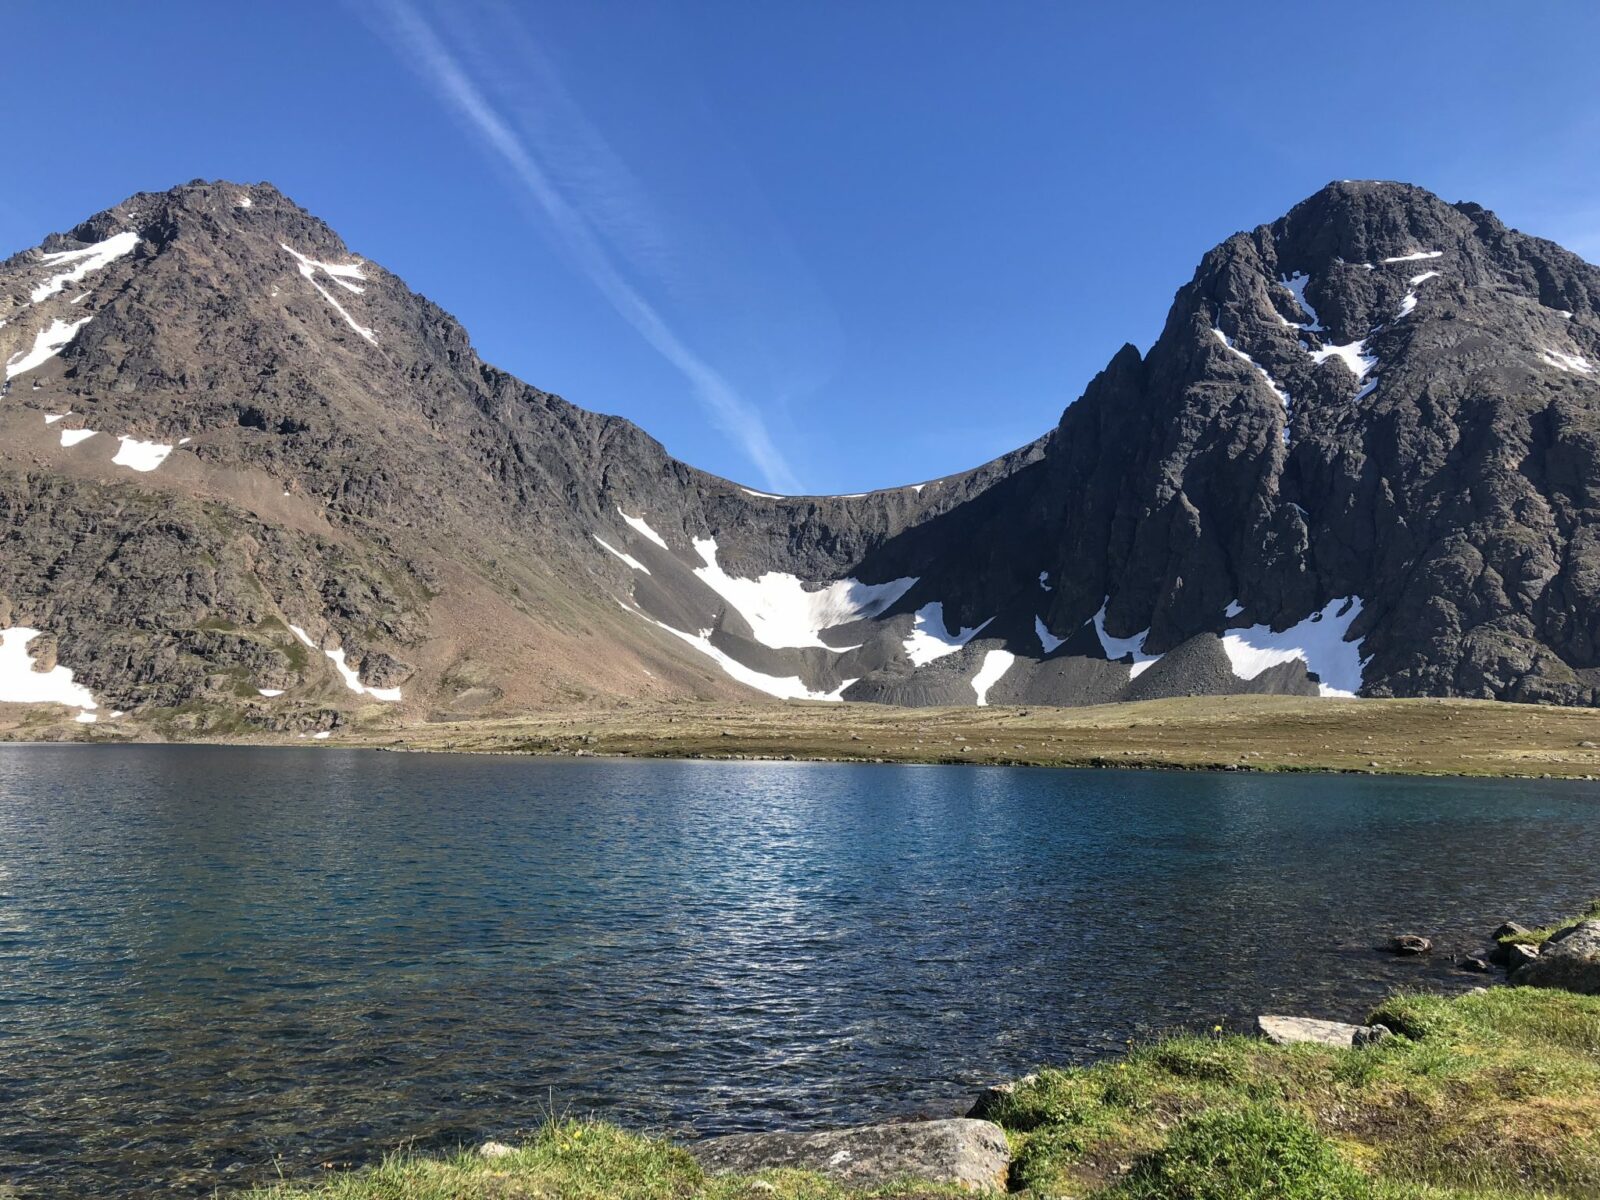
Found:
[692,1118,1010,1193]
[966,1074,1037,1121]
[1257,1015,1393,1048]
[1506,942,1541,971]
[1512,921,1600,994]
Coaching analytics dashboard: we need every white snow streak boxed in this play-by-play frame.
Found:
[6,317,91,379]
[903,602,993,666]
[971,649,1016,705]
[1090,602,1158,678]
[594,535,650,573]
[1224,600,1244,619]
[1035,616,1065,654]
[1213,328,1292,413]
[1219,597,1366,697]
[618,508,669,549]
[325,646,403,702]
[1280,272,1322,330]
[740,488,782,499]
[111,437,175,472]
[1038,570,1052,592]
[691,536,916,650]
[258,688,284,697]
[280,243,377,343]
[1382,249,1443,264]
[30,231,139,303]
[59,428,97,448]
[0,627,98,712]
[287,621,401,700]
[619,601,850,701]
[1396,270,1440,320]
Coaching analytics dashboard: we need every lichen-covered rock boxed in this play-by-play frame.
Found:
[692,1119,1010,1192]
[1257,1015,1393,1048]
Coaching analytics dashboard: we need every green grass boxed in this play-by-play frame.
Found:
[239,1119,969,1199]
[1498,898,1600,947]
[237,989,1600,1199]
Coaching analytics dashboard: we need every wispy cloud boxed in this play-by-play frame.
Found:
[354,0,804,493]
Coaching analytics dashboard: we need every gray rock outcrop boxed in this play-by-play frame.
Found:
[1257,1015,1393,1048]
[1512,921,1600,993]
[691,1118,1010,1192]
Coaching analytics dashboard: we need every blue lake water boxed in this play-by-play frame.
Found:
[2,746,1599,1197]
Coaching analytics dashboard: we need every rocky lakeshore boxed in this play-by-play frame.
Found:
[239,903,1600,1199]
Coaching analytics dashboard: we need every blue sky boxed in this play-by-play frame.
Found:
[6,2,1599,494]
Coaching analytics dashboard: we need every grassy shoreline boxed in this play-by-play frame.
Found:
[9,696,1600,779]
[240,986,1600,1199]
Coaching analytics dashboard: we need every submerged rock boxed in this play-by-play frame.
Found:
[1387,934,1433,956]
[692,1118,1009,1192]
[1512,921,1600,993]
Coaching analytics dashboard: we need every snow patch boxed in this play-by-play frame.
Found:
[43,412,69,425]
[6,317,91,379]
[313,730,331,739]
[258,688,284,697]
[971,649,1016,705]
[903,602,993,666]
[1310,339,1377,379]
[1090,602,1158,678]
[0,627,98,713]
[740,488,782,499]
[1225,600,1244,618]
[1038,570,1052,592]
[30,231,139,303]
[1220,597,1365,697]
[280,243,376,343]
[594,535,650,574]
[75,711,97,724]
[111,436,174,472]
[618,508,669,549]
[1382,249,1443,264]
[1542,348,1595,374]
[1280,273,1322,330]
[1035,616,1065,654]
[59,428,97,447]
[691,536,917,650]
[237,194,254,209]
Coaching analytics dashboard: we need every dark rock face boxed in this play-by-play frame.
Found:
[3,178,1599,720]
[692,1118,1010,1192]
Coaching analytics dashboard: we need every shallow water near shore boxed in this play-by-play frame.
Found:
[3,747,1599,1197]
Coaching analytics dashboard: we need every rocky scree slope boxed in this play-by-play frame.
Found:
[0,179,1596,733]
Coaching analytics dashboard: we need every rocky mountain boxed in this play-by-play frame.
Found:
[1,178,1597,735]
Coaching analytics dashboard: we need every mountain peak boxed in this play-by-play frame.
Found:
[3,179,1600,728]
